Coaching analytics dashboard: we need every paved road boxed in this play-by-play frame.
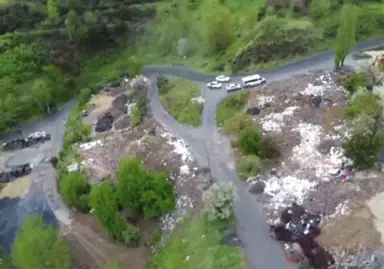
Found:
[142,38,384,269]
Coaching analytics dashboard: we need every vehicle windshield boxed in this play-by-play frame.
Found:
[243,78,260,84]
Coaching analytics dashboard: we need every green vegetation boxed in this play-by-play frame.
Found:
[11,215,71,269]
[60,171,91,213]
[117,157,175,219]
[238,155,262,180]
[203,182,235,222]
[344,73,368,94]
[148,216,246,269]
[158,76,203,127]
[216,91,249,129]
[334,4,358,69]
[236,129,262,156]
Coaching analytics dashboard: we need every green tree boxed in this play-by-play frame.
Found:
[343,90,384,169]
[47,0,60,18]
[89,181,126,240]
[117,157,175,219]
[60,172,90,212]
[309,0,331,20]
[334,4,359,69]
[202,1,233,54]
[31,78,53,114]
[65,10,81,41]
[236,128,262,155]
[11,215,71,269]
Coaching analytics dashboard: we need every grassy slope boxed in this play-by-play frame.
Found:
[159,78,203,127]
[216,92,249,128]
[148,216,246,269]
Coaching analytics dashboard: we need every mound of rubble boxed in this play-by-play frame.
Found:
[2,131,51,151]
[0,163,32,183]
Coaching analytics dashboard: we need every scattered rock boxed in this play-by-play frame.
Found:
[114,115,131,130]
[111,94,128,112]
[249,181,266,194]
[95,113,114,133]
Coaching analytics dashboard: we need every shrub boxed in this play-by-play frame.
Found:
[260,134,281,159]
[157,76,170,95]
[117,157,176,219]
[150,228,162,246]
[344,73,367,94]
[203,182,234,222]
[343,130,384,170]
[60,172,91,213]
[131,105,141,127]
[223,113,254,135]
[238,155,262,180]
[50,156,59,168]
[78,88,92,106]
[236,128,262,155]
[122,225,140,247]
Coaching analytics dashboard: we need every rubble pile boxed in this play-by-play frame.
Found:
[269,202,335,269]
[2,131,51,151]
[0,163,32,183]
[328,248,384,269]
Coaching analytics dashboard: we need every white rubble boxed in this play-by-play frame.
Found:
[67,162,79,172]
[160,131,192,163]
[257,95,275,108]
[79,140,103,151]
[190,96,205,104]
[260,106,299,133]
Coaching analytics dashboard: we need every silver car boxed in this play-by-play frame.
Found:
[226,83,242,92]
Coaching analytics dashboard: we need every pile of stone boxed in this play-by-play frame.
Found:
[95,94,128,133]
[2,131,51,151]
[0,163,32,183]
[269,203,335,269]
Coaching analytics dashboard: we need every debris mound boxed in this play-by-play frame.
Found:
[2,131,51,151]
[0,163,32,183]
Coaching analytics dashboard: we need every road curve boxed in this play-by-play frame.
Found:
[142,38,384,269]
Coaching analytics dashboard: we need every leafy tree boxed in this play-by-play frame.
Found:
[65,10,81,41]
[122,224,140,247]
[11,215,71,269]
[89,181,126,239]
[47,0,60,19]
[202,1,233,54]
[309,0,331,20]
[343,90,384,169]
[236,128,262,155]
[334,4,359,69]
[117,157,175,219]
[203,182,234,222]
[60,172,91,212]
[31,78,53,114]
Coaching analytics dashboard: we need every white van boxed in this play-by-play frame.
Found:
[242,74,266,88]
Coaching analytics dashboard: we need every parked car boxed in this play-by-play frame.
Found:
[216,75,231,82]
[226,83,242,92]
[242,74,266,88]
[207,81,222,89]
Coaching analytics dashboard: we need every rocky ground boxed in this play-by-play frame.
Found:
[65,79,211,268]
[244,71,384,266]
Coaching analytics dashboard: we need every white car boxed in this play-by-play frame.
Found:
[216,75,231,82]
[226,83,242,92]
[207,81,222,89]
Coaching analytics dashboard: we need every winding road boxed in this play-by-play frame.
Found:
[0,38,382,265]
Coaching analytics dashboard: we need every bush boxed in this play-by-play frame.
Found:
[78,88,92,106]
[223,113,254,135]
[260,134,281,159]
[157,76,170,95]
[343,130,384,170]
[50,156,59,168]
[131,105,141,127]
[117,157,176,219]
[344,73,367,94]
[60,172,91,213]
[238,155,262,180]
[122,225,140,247]
[203,182,234,222]
[236,128,262,155]
[150,228,162,246]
